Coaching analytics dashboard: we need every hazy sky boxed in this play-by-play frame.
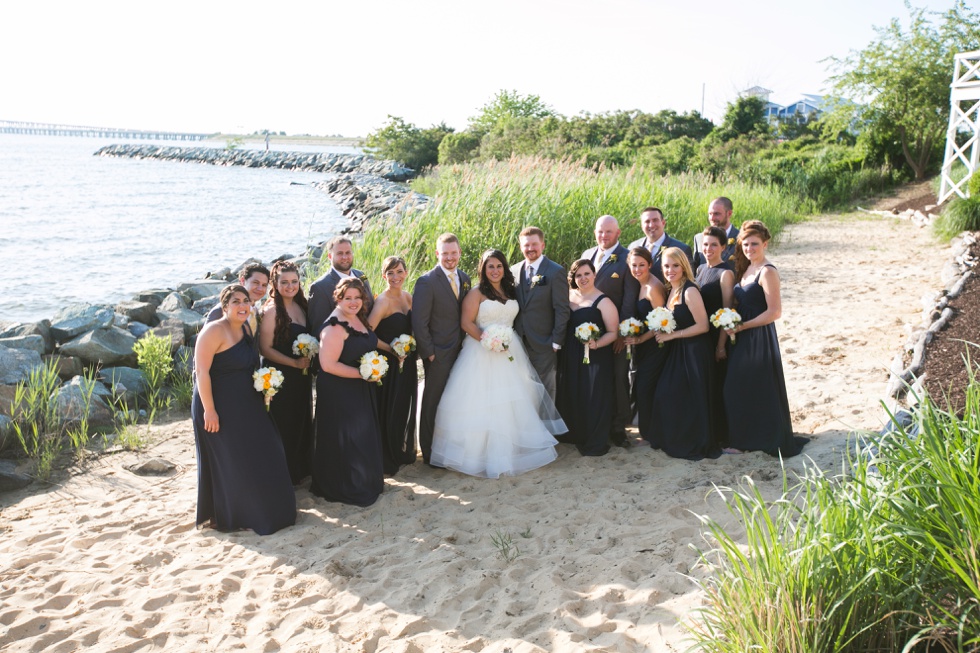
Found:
[0,0,964,137]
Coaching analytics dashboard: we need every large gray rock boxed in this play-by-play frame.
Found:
[43,354,84,380]
[113,313,131,328]
[192,295,220,316]
[0,335,46,356]
[132,289,170,307]
[0,320,54,354]
[98,367,147,400]
[0,460,32,493]
[178,279,229,302]
[0,345,43,385]
[148,324,185,351]
[174,345,194,378]
[128,321,152,339]
[155,309,204,339]
[52,377,114,429]
[50,304,114,342]
[0,415,13,454]
[60,327,138,367]
[115,300,158,325]
[158,292,189,312]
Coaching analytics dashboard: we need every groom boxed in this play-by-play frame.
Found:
[411,233,470,466]
[511,226,569,401]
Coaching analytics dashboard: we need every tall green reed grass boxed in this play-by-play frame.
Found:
[688,377,980,651]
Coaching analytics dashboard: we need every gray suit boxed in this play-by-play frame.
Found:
[411,266,471,463]
[512,256,570,401]
[627,235,694,283]
[307,268,373,337]
[693,225,740,270]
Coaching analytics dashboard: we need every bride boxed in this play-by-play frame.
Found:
[431,249,566,478]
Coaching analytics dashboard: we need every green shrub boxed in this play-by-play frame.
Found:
[133,333,173,419]
[969,171,980,197]
[10,359,64,480]
[364,116,452,171]
[437,131,481,164]
[933,195,980,240]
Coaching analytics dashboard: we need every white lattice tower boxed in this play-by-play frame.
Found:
[939,50,980,203]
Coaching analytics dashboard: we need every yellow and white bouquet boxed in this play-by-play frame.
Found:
[252,366,285,410]
[291,333,319,375]
[390,334,417,371]
[359,350,389,386]
[710,308,743,343]
[574,322,601,364]
[481,324,515,361]
[618,317,644,360]
[645,307,676,348]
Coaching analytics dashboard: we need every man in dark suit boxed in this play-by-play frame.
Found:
[511,226,570,401]
[205,262,269,334]
[581,215,639,446]
[693,196,740,270]
[628,207,694,283]
[307,236,373,337]
[411,233,471,465]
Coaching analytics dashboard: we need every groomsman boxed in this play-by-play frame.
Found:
[205,262,269,333]
[628,207,694,283]
[582,215,638,447]
[511,226,569,401]
[412,233,471,465]
[307,236,373,337]
[693,197,740,269]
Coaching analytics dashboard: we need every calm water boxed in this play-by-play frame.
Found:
[0,135,351,323]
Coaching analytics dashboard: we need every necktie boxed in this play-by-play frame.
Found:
[449,273,459,299]
[527,265,535,286]
[596,251,605,270]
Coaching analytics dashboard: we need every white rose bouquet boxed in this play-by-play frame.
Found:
[618,317,644,360]
[252,366,285,410]
[645,307,676,348]
[359,350,389,385]
[390,334,417,371]
[574,322,601,364]
[710,308,743,343]
[291,333,319,375]
[481,324,514,361]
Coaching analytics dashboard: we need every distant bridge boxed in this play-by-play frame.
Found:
[0,120,212,141]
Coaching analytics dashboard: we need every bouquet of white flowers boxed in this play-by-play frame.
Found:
[618,317,644,360]
[710,308,743,343]
[252,366,285,410]
[359,350,389,386]
[291,333,319,375]
[645,307,676,348]
[390,334,417,371]
[481,324,514,361]
[574,322,601,364]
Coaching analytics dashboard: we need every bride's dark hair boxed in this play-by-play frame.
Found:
[478,249,516,303]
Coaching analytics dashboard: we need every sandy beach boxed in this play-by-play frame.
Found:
[0,209,944,652]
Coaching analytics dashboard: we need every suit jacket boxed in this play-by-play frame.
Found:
[693,225,740,270]
[307,268,373,337]
[580,243,638,321]
[627,234,694,283]
[411,266,471,361]
[511,256,570,353]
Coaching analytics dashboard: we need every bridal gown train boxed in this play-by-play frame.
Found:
[431,298,565,478]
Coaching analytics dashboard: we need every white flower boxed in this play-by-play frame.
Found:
[359,350,389,385]
[645,307,676,335]
[292,333,319,358]
[252,366,285,410]
[481,324,515,361]
[574,322,601,364]
[618,318,644,337]
[710,308,743,342]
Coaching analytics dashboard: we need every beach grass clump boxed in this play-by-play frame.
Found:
[687,383,980,651]
[349,157,807,286]
[133,333,174,420]
[934,193,980,241]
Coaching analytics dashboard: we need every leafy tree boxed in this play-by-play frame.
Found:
[469,90,555,136]
[478,116,545,160]
[826,1,980,179]
[438,131,481,164]
[364,116,453,171]
[714,95,771,142]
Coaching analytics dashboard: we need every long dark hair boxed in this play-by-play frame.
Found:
[269,261,309,347]
[478,249,516,302]
[332,277,371,328]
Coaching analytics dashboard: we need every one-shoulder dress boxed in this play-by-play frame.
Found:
[724,264,807,457]
[556,295,613,456]
[269,322,314,484]
[431,299,563,478]
[633,296,669,444]
[312,317,384,506]
[374,311,418,475]
[191,329,296,535]
[696,261,733,447]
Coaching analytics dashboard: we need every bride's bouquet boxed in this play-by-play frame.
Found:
[359,351,389,386]
[481,324,514,361]
[645,307,676,348]
[291,333,319,375]
[252,366,285,410]
[710,308,743,343]
[618,317,644,360]
[574,322,601,364]
[390,334,417,371]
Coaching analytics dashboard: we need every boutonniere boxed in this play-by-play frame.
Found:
[728,237,735,246]
[659,245,666,255]
[530,274,545,288]
[461,281,471,293]
[609,254,618,263]
[611,272,620,279]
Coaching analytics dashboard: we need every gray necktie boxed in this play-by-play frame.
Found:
[527,265,535,286]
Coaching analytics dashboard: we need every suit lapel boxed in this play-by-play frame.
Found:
[516,263,527,304]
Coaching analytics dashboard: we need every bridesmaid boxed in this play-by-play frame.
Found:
[258,261,314,484]
[367,256,418,475]
[623,247,668,446]
[649,248,719,460]
[192,285,296,535]
[723,221,807,457]
[312,277,384,506]
[695,226,736,448]
[555,259,619,456]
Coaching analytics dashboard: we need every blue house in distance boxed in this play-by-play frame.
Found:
[739,87,825,123]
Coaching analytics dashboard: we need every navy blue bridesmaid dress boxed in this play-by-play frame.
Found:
[373,311,418,475]
[192,329,296,535]
[269,322,314,484]
[696,261,733,447]
[633,297,669,445]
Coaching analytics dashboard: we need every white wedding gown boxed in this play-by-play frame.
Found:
[431,299,566,478]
